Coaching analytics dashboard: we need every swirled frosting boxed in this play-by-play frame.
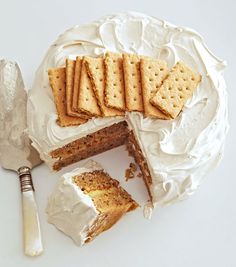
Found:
[28,12,228,207]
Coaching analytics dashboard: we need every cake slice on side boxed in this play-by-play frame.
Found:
[46,160,138,246]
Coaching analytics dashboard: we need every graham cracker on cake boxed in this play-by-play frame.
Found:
[48,67,87,127]
[104,52,126,111]
[140,58,170,119]
[77,59,102,117]
[66,59,89,119]
[150,61,201,119]
[123,53,143,112]
[85,56,124,117]
[72,56,82,111]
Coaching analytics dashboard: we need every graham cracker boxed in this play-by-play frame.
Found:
[77,59,102,117]
[72,56,82,112]
[123,53,143,112]
[150,61,201,119]
[85,56,124,117]
[48,67,87,127]
[104,52,126,111]
[65,59,84,117]
[66,58,90,119]
[65,59,75,116]
[140,58,170,119]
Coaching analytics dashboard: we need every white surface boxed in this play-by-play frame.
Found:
[0,0,235,267]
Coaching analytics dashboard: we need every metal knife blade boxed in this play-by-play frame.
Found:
[0,60,41,170]
[0,59,43,257]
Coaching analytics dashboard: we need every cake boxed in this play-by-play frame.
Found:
[28,12,228,209]
[46,160,138,245]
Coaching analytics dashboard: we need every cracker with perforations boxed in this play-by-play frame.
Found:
[77,59,102,117]
[85,56,124,117]
[65,59,88,119]
[104,52,126,111]
[123,53,143,112]
[150,61,201,119]
[48,67,87,127]
[72,56,83,112]
[140,58,169,119]
[65,59,76,116]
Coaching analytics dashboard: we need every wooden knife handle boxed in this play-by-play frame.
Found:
[18,166,43,257]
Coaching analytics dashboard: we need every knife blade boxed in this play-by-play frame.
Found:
[0,59,43,256]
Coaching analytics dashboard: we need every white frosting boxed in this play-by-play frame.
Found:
[46,160,103,246]
[28,12,228,207]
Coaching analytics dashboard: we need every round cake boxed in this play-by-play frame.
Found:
[28,12,228,207]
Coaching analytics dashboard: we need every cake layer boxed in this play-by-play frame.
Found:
[51,121,128,171]
[127,131,152,200]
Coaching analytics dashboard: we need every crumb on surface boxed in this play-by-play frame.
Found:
[125,162,139,181]
[125,168,135,181]
[129,162,137,172]
[137,172,142,178]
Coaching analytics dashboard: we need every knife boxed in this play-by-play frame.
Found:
[0,60,43,256]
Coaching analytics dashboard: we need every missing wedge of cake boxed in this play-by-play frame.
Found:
[46,160,138,245]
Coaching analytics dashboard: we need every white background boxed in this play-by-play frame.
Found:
[0,0,235,266]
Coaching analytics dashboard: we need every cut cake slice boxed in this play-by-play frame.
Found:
[46,160,138,246]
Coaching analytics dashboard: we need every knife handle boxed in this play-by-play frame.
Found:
[18,166,43,257]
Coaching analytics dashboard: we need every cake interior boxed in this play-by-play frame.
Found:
[73,170,138,243]
[51,121,128,171]
[126,131,152,200]
[50,121,153,201]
